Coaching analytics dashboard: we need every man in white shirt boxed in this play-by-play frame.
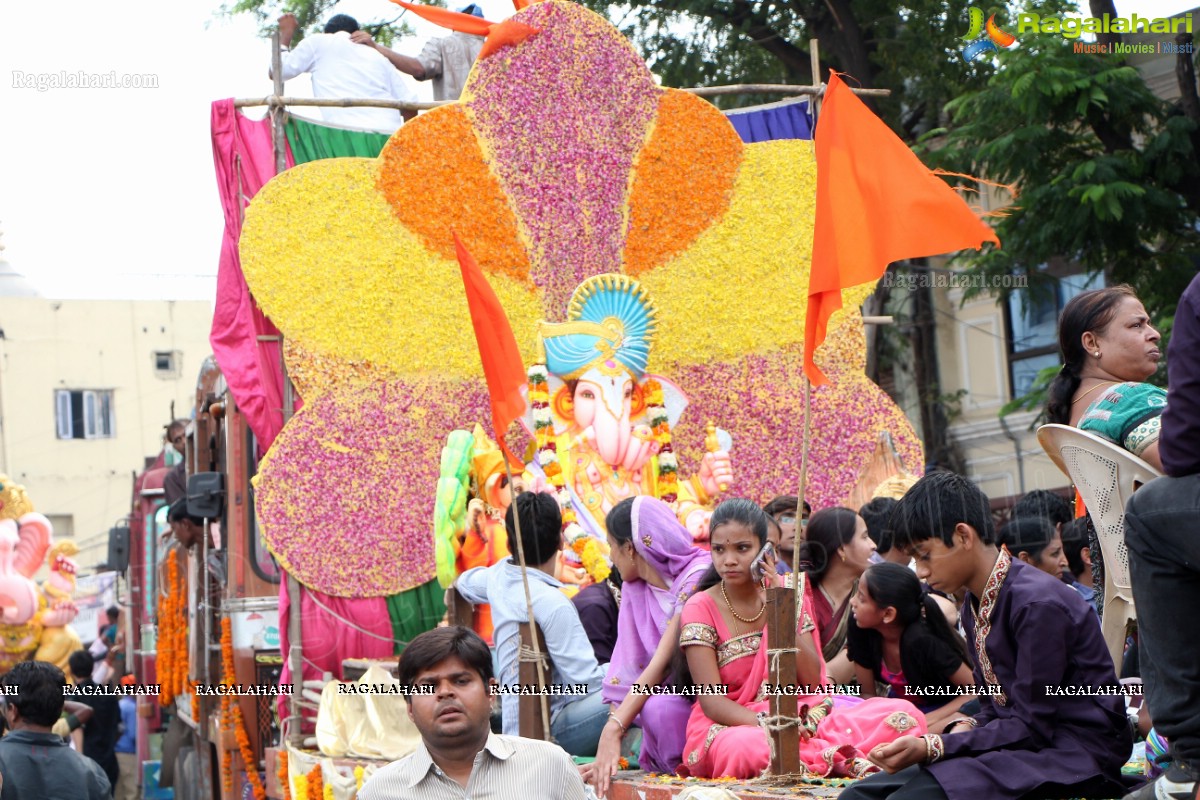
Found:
[358,627,586,800]
[355,4,486,102]
[272,13,416,132]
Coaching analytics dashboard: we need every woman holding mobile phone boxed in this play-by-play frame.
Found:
[676,499,925,780]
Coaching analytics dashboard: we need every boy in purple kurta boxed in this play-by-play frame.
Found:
[842,472,1133,800]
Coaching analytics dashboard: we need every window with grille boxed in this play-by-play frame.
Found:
[55,389,115,439]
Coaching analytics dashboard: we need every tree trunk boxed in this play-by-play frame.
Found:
[1089,0,1121,49]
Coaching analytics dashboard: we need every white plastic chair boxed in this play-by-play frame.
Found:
[1036,423,1163,670]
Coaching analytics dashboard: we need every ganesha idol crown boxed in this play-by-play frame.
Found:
[539,274,659,381]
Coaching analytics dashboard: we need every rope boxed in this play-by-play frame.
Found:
[305,590,409,647]
[518,645,550,665]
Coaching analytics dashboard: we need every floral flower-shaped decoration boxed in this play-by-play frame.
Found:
[241,0,921,598]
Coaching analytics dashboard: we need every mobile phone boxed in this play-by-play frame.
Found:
[750,542,775,582]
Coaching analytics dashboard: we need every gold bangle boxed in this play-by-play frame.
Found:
[921,734,944,764]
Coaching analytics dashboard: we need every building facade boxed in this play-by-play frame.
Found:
[0,265,212,569]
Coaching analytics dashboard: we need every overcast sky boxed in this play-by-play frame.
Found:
[0,0,1194,302]
[0,0,512,301]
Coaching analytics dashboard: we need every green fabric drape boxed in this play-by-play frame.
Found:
[285,115,392,164]
[386,579,447,654]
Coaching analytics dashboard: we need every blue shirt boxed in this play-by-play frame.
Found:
[115,697,137,754]
[1070,580,1100,617]
[457,559,605,735]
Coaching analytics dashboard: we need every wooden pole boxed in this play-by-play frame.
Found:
[273,29,302,746]
[270,31,287,175]
[766,587,801,775]
[502,459,552,739]
[230,83,889,111]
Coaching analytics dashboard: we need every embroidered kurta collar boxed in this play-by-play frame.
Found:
[970,549,1012,705]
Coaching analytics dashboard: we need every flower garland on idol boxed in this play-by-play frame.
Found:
[642,378,677,502]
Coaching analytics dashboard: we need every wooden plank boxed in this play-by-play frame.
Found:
[766,586,800,775]
[445,587,475,630]
[518,621,550,740]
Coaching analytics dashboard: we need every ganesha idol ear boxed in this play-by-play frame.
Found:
[641,374,689,428]
[13,512,53,579]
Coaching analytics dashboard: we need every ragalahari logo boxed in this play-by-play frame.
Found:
[962,7,1018,61]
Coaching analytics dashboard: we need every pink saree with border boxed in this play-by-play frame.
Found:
[677,589,926,779]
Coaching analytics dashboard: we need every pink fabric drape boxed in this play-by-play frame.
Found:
[209,99,298,452]
[277,577,396,729]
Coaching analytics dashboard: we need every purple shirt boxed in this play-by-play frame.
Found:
[929,557,1132,800]
[1160,273,1200,477]
[572,582,618,665]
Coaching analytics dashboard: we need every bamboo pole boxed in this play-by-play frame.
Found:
[229,83,888,111]
[270,31,287,176]
[768,38,824,776]
[272,29,306,752]
[502,459,553,739]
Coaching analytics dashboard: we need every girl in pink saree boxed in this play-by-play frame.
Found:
[678,499,926,779]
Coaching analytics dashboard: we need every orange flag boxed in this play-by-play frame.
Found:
[478,19,542,61]
[388,0,494,35]
[454,232,527,459]
[804,72,999,385]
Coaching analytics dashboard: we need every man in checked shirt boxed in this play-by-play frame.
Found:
[358,627,587,799]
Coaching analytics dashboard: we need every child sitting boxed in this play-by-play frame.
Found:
[841,471,1133,800]
[848,562,976,734]
[1059,519,1099,616]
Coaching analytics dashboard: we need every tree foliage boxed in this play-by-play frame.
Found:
[221,0,420,46]
[925,23,1200,322]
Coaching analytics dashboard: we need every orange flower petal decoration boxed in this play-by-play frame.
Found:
[479,20,542,61]
[377,105,531,283]
[623,89,743,275]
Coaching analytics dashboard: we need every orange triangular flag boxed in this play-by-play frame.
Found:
[804,72,999,385]
[478,19,541,60]
[388,0,494,35]
[454,233,527,460]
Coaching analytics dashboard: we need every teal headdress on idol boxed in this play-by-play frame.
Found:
[539,274,659,380]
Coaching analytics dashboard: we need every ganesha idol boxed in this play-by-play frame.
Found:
[0,475,82,674]
[525,274,733,541]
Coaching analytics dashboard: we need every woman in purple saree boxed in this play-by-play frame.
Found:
[589,496,712,795]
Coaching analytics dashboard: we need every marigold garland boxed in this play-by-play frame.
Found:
[221,617,267,800]
[157,549,188,708]
[306,765,323,800]
[278,751,290,800]
[571,536,611,583]
[354,765,365,793]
